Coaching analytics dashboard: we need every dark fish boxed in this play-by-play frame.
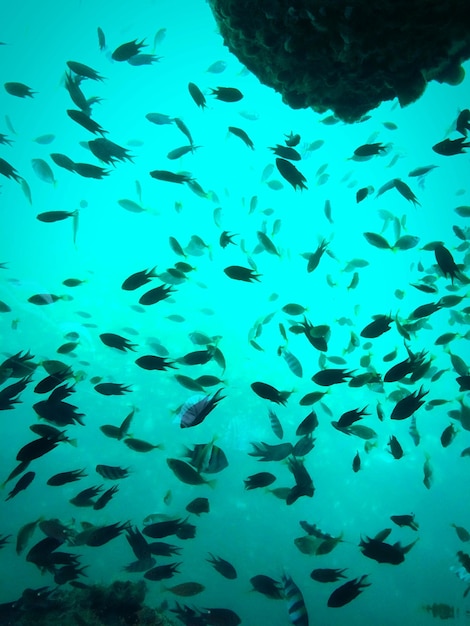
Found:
[311,568,347,583]
[50,152,77,171]
[388,435,404,459]
[286,456,314,504]
[249,441,293,461]
[88,138,133,165]
[0,157,22,182]
[144,563,181,581]
[327,575,370,607]
[112,39,146,62]
[36,210,79,224]
[165,582,205,597]
[67,61,105,81]
[336,406,369,428]
[360,315,393,338]
[352,451,361,473]
[67,109,107,135]
[167,145,199,160]
[135,355,177,371]
[94,383,132,396]
[4,81,35,98]
[74,162,110,179]
[275,158,307,190]
[70,485,102,507]
[434,244,462,283]
[93,485,119,510]
[6,471,35,500]
[167,458,214,486]
[354,143,386,156]
[210,86,243,102]
[250,574,283,598]
[391,514,419,530]
[296,411,318,436]
[143,518,187,539]
[99,333,137,352]
[124,438,162,452]
[360,535,417,564]
[97,27,106,50]
[432,137,470,155]
[228,126,254,149]
[244,472,276,489]
[207,554,237,579]
[86,522,129,547]
[312,368,354,386]
[139,284,175,305]
[188,82,206,109]
[269,144,301,161]
[251,381,291,405]
[128,53,160,66]
[186,497,210,516]
[441,423,458,448]
[149,169,193,184]
[391,386,428,420]
[16,437,59,462]
[410,301,442,319]
[47,469,87,486]
[224,265,261,282]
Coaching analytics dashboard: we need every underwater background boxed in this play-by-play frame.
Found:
[1,0,470,624]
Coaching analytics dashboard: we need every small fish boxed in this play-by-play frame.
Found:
[210,86,243,102]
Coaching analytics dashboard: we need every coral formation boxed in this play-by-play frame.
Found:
[1,580,176,626]
[208,0,470,122]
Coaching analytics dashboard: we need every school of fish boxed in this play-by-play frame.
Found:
[1,3,470,625]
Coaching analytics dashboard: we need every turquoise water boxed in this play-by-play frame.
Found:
[1,1,470,624]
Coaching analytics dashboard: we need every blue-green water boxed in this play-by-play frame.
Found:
[1,1,470,624]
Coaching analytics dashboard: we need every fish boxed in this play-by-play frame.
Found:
[250,575,283,598]
[36,210,77,223]
[112,39,146,62]
[6,471,35,500]
[188,82,207,109]
[67,61,105,81]
[164,582,205,597]
[224,265,261,282]
[327,576,370,607]
[228,126,254,149]
[251,381,291,405]
[166,458,215,487]
[4,81,36,98]
[391,514,419,530]
[210,86,243,102]
[354,142,386,156]
[391,386,428,420]
[388,435,404,459]
[185,497,210,516]
[432,137,470,155]
[244,472,276,489]
[275,158,307,190]
[123,438,162,452]
[311,568,348,583]
[207,554,237,579]
[99,333,137,352]
[47,469,87,486]
[178,389,225,428]
[282,573,309,626]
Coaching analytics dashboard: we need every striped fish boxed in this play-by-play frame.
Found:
[282,573,309,626]
[95,464,130,480]
[268,409,283,440]
[283,350,303,378]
